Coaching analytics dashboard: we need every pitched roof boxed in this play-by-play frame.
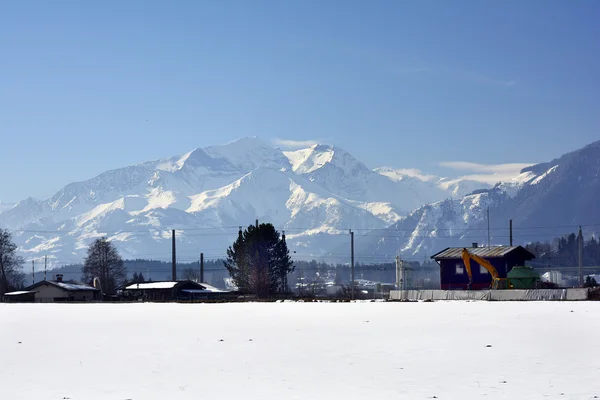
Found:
[26,280,100,292]
[431,246,535,260]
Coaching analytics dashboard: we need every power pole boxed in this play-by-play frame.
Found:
[509,219,513,246]
[578,226,584,286]
[200,253,204,283]
[32,260,35,285]
[350,230,355,300]
[487,207,490,247]
[171,229,177,281]
[255,219,259,228]
[44,255,47,281]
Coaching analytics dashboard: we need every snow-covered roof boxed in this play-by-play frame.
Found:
[3,291,35,296]
[54,282,98,291]
[27,280,99,292]
[125,282,179,290]
[182,289,226,294]
[197,283,226,292]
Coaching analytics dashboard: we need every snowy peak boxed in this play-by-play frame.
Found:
[374,167,492,198]
[0,201,15,214]
[374,167,437,183]
[205,137,290,171]
[284,144,369,175]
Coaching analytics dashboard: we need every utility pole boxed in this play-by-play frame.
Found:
[200,253,204,283]
[487,207,491,247]
[32,260,35,285]
[172,229,177,281]
[509,219,513,246]
[396,255,404,300]
[350,230,355,300]
[578,226,584,286]
[255,219,259,228]
[44,255,47,281]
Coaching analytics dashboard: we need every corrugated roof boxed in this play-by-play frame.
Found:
[431,246,533,260]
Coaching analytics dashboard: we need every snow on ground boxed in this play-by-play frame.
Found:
[1,302,599,400]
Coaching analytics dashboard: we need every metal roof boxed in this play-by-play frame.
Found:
[431,246,535,260]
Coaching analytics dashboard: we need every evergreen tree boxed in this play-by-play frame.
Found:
[584,276,598,288]
[131,272,145,283]
[82,237,127,295]
[224,223,294,297]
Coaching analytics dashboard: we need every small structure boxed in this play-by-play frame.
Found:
[2,290,36,303]
[431,245,535,290]
[25,274,102,302]
[121,280,232,301]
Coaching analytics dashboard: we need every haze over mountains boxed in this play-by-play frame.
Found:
[1,137,597,266]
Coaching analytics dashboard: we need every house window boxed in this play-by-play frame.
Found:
[480,265,489,275]
[455,263,464,275]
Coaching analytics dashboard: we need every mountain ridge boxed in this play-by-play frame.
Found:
[4,137,595,265]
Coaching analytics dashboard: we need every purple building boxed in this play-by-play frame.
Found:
[431,245,535,290]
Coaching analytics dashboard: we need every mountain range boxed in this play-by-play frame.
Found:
[1,137,598,267]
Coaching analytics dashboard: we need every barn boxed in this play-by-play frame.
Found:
[121,280,233,301]
[431,245,535,290]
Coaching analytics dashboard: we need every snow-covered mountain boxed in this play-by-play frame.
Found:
[0,201,15,214]
[357,140,600,259]
[2,137,473,265]
[373,166,492,198]
[6,137,596,265]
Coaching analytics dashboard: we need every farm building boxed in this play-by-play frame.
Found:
[121,280,233,301]
[23,274,102,302]
[2,290,36,303]
[431,245,535,290]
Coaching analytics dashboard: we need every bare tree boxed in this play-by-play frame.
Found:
[0,229,25,295]
[182,268,200,282]
[82,237,126,295]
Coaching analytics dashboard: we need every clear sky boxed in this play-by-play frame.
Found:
[1,0,599,202]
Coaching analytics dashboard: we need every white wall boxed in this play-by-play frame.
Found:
[34,283,96,303]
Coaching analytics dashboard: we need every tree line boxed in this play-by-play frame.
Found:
[526,233,600,266]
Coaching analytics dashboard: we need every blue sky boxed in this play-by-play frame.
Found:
[1,0,599,202]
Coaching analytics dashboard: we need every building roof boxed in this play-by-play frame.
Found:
[431,246,535,260]
[125,282,179,290]
[124,280,207,291]
[3,291,36,296]
[197,283,227,292]
[26,280,100,292]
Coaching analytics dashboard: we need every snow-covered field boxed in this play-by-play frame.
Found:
[1,302,599,399]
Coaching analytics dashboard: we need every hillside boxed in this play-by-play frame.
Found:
[356,141,600,258]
